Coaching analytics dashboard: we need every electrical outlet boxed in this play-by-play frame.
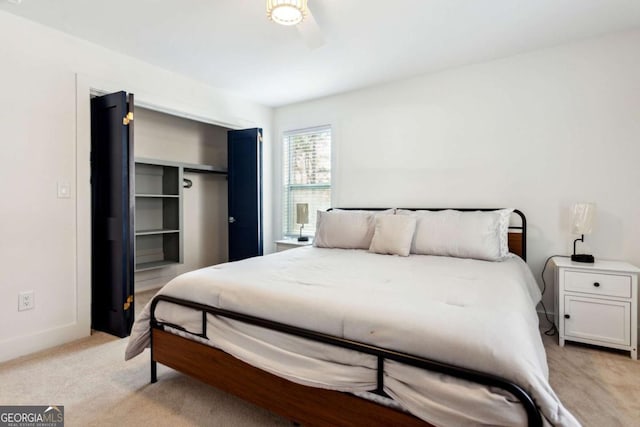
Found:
[18,291,34,311]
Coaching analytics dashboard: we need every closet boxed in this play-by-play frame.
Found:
[90,91,262,337]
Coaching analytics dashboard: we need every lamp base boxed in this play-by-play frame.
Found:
[571,254,594,263]
[297,236,309,242]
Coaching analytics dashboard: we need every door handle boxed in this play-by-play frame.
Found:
[229,217,236,224]
[564,314,570,319]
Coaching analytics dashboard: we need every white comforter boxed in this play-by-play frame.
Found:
[126,247,579,426]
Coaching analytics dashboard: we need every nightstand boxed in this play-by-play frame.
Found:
[275,239,313,252]
[553,257,639,359]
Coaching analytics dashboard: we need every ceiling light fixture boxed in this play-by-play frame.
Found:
[267,0,308,26]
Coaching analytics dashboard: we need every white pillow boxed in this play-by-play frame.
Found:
[314,209,394,249]
[313,210,374,249]
[369,215,417,256]
[397,209,513,261]
[497,208,514,257]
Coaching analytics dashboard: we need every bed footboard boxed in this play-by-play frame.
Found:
[152,328,429,426]
[149,295,543,426]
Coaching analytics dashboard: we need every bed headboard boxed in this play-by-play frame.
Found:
[330,208,527,261]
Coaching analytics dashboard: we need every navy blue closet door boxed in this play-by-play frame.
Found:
[90,91,135,338]
[228,128,263,261]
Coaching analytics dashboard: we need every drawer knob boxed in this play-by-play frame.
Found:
[564,314,571,319]
[593,282,600,287]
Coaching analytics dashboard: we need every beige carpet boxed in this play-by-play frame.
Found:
[0,289,638,426]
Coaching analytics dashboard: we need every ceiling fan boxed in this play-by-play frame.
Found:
[266,0,325,49]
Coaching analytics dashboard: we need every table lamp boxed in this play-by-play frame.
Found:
[296,203,309,242]
[571,202,596,263]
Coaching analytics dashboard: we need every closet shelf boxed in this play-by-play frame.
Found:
[135,229,180,236]
[136,157,227,175]
[135,194,179,198]
[135,160,183,271]
[183,163,227,175]
[135,260,180,272]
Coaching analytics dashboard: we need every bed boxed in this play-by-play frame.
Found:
[125,208,579,426]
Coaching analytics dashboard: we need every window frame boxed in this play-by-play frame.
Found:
[282,125,332,239]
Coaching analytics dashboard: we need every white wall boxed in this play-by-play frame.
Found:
[0,11,273,362]
[134,107,229,291]
[274,29,640,321]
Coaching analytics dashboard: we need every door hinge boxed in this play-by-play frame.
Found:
[123,112,134,125]
[123,295,134,311]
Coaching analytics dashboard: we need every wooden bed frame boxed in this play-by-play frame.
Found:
[152,329,428,426]
[149,208,540,426]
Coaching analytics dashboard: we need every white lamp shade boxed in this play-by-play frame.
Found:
[571,202,596,235]
[296,203,309,225]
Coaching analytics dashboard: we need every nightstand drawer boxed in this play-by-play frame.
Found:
[564,271,631,298]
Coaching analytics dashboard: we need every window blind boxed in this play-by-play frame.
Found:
[282,125,332,237]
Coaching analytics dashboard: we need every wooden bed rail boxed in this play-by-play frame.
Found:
[150,294,543,426]
[152,328,429,427]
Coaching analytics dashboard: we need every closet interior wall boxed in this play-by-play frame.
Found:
[134,107,229,291]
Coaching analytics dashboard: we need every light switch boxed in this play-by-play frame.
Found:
[57,181,71,199]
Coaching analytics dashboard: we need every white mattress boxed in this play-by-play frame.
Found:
[126,247,579,426]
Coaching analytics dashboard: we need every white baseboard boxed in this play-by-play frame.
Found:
[1,275,167,363]
[0,321,90,363]
[537,309,556,329]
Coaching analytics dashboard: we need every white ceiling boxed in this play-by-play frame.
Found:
[2,0,640,107]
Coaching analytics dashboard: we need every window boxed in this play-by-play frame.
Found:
[282,125,331,238]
